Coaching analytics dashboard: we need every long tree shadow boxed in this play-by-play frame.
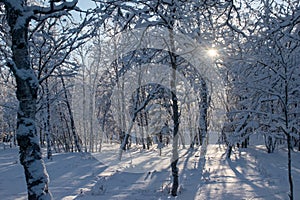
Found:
[45,152,108,199]
[245,146,300,199]
[76,146,207,199]
[225,148,285,199]
[178,147,202,198]
[191,145,279,200]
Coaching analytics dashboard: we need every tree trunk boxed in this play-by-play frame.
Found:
[6,3,52,198]
[199,80,208,146]
[171,92,179,196]
[264,134,276,153]
[16,82,52,199]
[45,78,52,159]
[287,134,293,200]
[89,78,94,152]
[169,27,179,196]
[187,103,195,148]
[60,72,82,152]
[227,145,233,159]
[284,69,293,200]
[82,65,88,152]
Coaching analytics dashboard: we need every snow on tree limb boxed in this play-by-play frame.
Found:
[30,0,78,18]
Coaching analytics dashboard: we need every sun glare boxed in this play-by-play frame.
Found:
[207,48,218,57]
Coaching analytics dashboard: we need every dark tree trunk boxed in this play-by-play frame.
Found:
[199,80,208,146]
[287,134,294,200]
[284,73,293,200]
[171,92,179,196]
[227,145,233,159]
[265,135,276,153]
[60,72,82,152]
[6,3,52,199]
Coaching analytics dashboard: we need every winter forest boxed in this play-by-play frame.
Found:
[0,0,299,199]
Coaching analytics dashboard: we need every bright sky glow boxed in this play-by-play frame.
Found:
[207,48,218,57]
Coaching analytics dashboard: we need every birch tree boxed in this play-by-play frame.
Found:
[0,0,94,198]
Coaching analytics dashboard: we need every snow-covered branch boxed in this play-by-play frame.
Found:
[30,0,78,21]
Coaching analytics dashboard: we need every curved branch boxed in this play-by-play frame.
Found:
[31,0,78,16]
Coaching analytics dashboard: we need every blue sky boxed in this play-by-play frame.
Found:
[78,0,96,10]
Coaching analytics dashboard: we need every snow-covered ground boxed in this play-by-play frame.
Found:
[0,142,299,200]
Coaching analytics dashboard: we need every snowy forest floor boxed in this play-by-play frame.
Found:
[0,143,299,200]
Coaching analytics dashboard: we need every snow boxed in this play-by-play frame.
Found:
[0,143,299,200]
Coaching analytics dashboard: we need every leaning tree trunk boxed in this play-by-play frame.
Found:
[60,72,82,152]
[6,4,52,199]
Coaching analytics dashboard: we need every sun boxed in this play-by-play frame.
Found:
[207,48,218,57]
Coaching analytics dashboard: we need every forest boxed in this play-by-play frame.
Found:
[0,0,299,200]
